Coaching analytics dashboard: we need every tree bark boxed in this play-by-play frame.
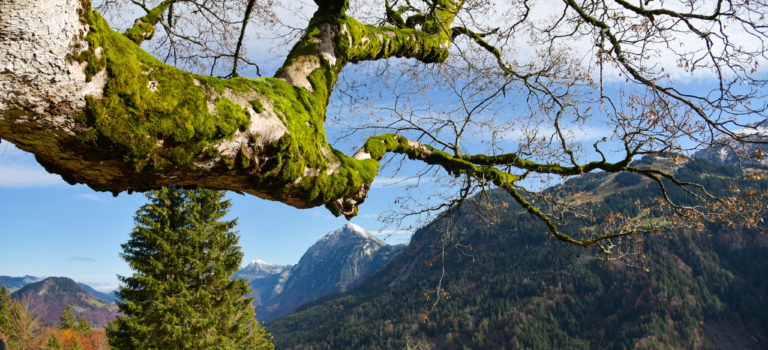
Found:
[0,0,462,217]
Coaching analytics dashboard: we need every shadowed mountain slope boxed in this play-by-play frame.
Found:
[268,157,768,349]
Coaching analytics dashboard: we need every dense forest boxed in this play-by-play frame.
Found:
[268,156,768,349]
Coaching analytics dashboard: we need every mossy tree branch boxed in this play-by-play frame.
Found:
[0,0,746,252]
[358,133,665,249]
[124,0,176,45]
[0,0,471,219]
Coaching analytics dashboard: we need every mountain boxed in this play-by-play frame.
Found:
[695,121,768,167]
[0,275,41,293]
[239,223,404,322]
[77,282,118,303]
[268,156,768,349]
[234,259,292,281]
[11,277,118,327]
[0,275,118,303]
[234,259,293,313]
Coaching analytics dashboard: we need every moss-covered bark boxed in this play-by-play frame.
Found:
[0,0,469,218]
[0,0,685,246]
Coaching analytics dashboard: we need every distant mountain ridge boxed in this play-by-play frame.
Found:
[0,275,41,293]
[694,122,768,167]
[0,275,117,301]
[77,282,118,303]
[237,223,404,322]
[10,277,118,327]
[234,259,292,281]
[268,156,768,349]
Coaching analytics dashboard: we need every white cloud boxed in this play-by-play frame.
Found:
[0,143,65,188]
[357,213,380,219]
[0,164,65,188]
[371,177,423,188]
[373,229,414,235]
[505,125,611,143]
[76,193,111,203]
[374,229,414,245]
[83,281,119,293]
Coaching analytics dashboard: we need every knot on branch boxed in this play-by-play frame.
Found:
[326,182,371,219]
[124,19,156,44]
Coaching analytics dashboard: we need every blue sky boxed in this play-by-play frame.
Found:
[0,142,415,292]
[2,0,759,293]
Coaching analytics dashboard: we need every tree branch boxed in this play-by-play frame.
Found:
[125,0,177,45]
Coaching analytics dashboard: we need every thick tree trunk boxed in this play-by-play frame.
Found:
[0,0,465,218]
[0,0,368,216]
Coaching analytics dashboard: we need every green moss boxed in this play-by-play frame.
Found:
[70,8,106,81]
[249,99,264,114]
[123,21,155,44]
[71,6,420,216]
[195,75,258,94]
[75,11,252,171]
[238,150,251,169]
[337,17,449,64]
[247,78,329,171]
[363,133,402,160]
[122,0,173,44]
[295,151,380,217]
[214,97,250,135]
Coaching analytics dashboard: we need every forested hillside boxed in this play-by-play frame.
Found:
[11,277,118,327]
[268,156,768,349]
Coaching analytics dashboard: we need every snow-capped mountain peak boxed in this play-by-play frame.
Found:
[315,223,383,246]
[246,258,279,268]
[343,223,377,239]
[234,259,291,280]
[242,223,404,322]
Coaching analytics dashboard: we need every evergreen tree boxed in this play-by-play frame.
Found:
[0,285,9,338]
[67,337,83,350]
[45,334,63,350]
[76,317,90,336]
[58,306,76,330]
[107,187,273,350]
[5,300,37,350]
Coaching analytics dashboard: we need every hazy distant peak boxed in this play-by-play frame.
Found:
[242,259,289,271]
[234,258,291,281]
[246,258,281,267]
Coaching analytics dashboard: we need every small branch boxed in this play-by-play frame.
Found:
[228,0,258,78]
[125,0,176,45]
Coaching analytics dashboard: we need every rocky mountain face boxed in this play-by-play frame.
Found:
[10,277,118,327]
[268,156,768,349]
[238,223,404,322]
[234,259,293,310]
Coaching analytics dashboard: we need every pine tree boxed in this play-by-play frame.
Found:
[67,337,83,350]
[58,306,76,330]
[107,187,273,350]
[76,317,90,336]
[46,334,63,350]
[5,299,37,349]
[0,285,10,338]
